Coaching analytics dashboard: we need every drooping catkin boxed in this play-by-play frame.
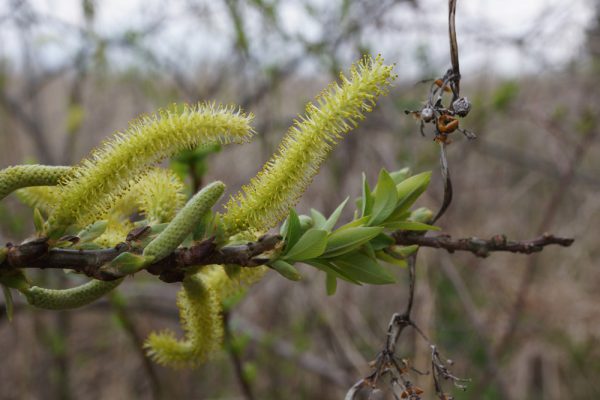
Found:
[0,165,71,201]
[145,275,223,367]
[22,278,123,310]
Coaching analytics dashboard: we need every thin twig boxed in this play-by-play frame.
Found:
[223,311,256,400]
[392,232,573,258]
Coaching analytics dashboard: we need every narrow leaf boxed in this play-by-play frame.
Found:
[392,245,419,257]
[361,173,373,217]
[326,273,337,295]
[369,233,395,251]
[390,167,411,184]
[282,209,302,252]
[323,226,383,258]
[332,252,396,284]
[306,259,361,284]
[383,221,440,231]
[78,220,108,243]
[335,216,370,232]
[376,250,408,267]
[323,197,349,232]
[282,229,328,261]
[268,260,302,281]
[369,169,399,225]
[310,209,327,230]
[395,171,431,213]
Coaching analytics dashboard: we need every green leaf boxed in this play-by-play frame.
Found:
[282,229,328,262]
[33,208,45,234]
[305,259,361,284]
[332,252,396,285]
[360,173,374,217]
[310,209,327,230]
[326,273,337,295]
[268,260,302,281]
[101,252,152,276]
[323,197,349,232]
[392,245,419,257]
[282,209,302,252]
[369,169,399,226]
[322,226,383,258]
[394,171,431,214]
[370,233,395,251]
[77,220,108,243]
[335,216,370,232]
[383,221,440,231]
[390,167,411,184]
[376,250,408,267]
[2,285,13,322]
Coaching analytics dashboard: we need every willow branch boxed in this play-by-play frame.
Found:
[392,231,573,257]
[1,231,573,282]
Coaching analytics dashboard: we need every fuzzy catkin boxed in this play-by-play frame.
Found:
[145,275,223,367]
[143,181,225,262]
[0,165,71,201]
[22,278,123,310]
[222,55,395,235]
[47,103,254,235]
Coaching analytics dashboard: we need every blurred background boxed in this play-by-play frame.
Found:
[0,0,599,399]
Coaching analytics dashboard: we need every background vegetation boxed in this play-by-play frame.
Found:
[0,0,599,399]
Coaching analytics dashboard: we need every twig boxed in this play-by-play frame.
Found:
[392,231,573,258]
[109,291,162,400]
[223,311,256,400]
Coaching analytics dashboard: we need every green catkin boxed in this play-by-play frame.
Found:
[145,275,223,367]
[143,181,225,262]
[47,103,254,235]
[22,278,123,310]
[222,55,395,235]
[0,165,71,201]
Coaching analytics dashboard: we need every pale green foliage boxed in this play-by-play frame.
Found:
[222,55,396,235]
[143,181,225,262]
[21,278,123,310]
[47,103,254,236]
[0,165,71,201]
[145,275,223,367]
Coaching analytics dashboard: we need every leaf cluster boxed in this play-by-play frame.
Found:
[270,168,435,294]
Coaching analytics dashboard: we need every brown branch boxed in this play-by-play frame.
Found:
[392,231,573,258]
[0,234,282,282]
[1,230,573,282]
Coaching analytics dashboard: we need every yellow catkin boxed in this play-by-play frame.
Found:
[222,55,395,235]
[144,275,223,368]
[47,103,254,236]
